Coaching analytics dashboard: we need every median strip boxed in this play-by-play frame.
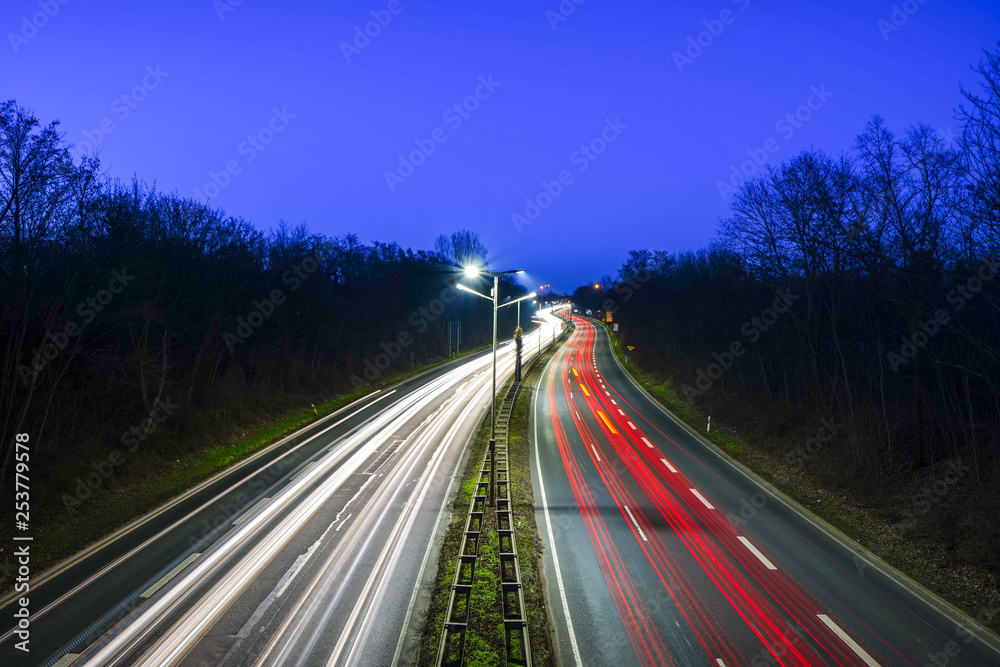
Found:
[429,323,567,666]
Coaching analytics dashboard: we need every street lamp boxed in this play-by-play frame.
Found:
[458,267,534,505]
[513,291,538,330]
[533,300,541,356]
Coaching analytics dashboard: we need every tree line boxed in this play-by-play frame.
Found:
[0,100,530,492]
[581,45,1000,490]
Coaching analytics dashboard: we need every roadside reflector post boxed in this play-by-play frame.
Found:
[707,416,711,432]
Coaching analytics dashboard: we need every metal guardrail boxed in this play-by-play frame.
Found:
[436,323,565,667]
[494,382,531,666]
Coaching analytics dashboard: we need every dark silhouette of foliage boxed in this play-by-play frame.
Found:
[0,103,530,493]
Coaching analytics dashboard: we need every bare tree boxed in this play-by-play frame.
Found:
[0,101,76,284]
[959,41,1000,255]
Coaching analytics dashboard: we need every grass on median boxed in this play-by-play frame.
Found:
[418,341,563,667]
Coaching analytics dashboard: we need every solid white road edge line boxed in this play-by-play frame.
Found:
[534,349,584,666]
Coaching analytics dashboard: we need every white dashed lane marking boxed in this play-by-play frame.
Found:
[738,536,777,570]
[816,614,882,666]
[623,505,648,542]
[690,488,715,509]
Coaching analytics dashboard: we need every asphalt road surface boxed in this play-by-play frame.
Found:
[532,315,1000,667]
[0,309,562,667]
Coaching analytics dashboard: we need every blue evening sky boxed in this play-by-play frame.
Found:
[4,0,998,290]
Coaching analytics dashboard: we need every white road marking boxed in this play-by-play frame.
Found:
[575,411,581,419]
[716,660,726,667]
[233,497,270,525]
[738,536,777,570]
[610,399,617,405]
[817,614,882,666]
[140,553,200,599]
[617,409,625,415]
[6,389,406,647]
[689,488,715,509]
[534,390,583,665]
[275,526,330,599]
[660,458,677,473]
[628,421,637,430]
[591,445,602,462]
[291,461,317,480]
[623,505,648,542]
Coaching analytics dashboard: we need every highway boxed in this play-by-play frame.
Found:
[532,315,1000,666]
[0,309,562,667]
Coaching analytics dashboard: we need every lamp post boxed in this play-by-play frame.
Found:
[533,300,540,357]
[458,267,535,505]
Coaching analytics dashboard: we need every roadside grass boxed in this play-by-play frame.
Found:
[0,345,489,598]
[604,324,1000,635]
[418,340,563,667]
[418,399,503,665]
